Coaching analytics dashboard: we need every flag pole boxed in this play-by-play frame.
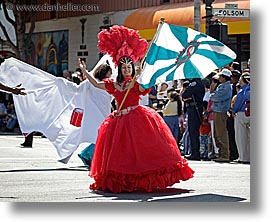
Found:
[140,17,165,66]
[117,18,165,112]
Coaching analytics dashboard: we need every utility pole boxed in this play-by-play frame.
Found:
[203,0,214,35]
[202,0,228,43]
[194,0,201,32]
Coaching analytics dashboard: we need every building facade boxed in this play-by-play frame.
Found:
[7,0,249,74]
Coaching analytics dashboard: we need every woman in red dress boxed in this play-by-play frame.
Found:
[78,25,194,193]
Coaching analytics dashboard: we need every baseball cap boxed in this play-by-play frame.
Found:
[241,72,250,83]
[218,68,232,77]
[231,70,241,77]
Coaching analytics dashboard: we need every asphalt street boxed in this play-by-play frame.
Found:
[0,134,250,202]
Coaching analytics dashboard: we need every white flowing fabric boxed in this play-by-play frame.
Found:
[0,57,114,162]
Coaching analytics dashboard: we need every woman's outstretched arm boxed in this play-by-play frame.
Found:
[78,59,106,90]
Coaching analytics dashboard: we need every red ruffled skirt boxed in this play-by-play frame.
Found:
[89,105,194,193]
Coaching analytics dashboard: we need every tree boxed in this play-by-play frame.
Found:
[0,0,36,60]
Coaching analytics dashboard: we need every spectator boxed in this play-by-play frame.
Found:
[202,78,211,103]
[0,97,7,128]
[71,71,82,85]
[227,70,241,161]
[232,72,250,164]
[246,58,250,73]
[179,80,191,156]
[162,90,182,144]
[180,113,191,156]
[231,70,241,96]
[148,84,158,108]
[231,83,241,106]
[210,68,233,163]
[231,61,241,73]
[75,68,85,82]
[199,101,211,160]
[206,74,220,159]
[62,69,72,81]
[157,82,169,101]
[172,79,181,90]
[4,103,18,132]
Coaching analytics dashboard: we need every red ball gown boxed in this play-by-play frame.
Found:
[89,78,194,193]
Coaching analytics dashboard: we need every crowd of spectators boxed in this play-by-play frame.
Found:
[146,59,250,164]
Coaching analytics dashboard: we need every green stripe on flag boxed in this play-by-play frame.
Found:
[165,68,176,82]
[183,61,204,79]
[200,41,224,46]
[140,63,175,89]
[169,24,188,47]
[193,33,208,41]
[145,43,178,65]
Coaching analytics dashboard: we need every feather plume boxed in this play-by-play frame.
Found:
[97,25,148,66]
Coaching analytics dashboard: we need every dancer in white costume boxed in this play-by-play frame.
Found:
[0,55,114,163]
[78,63,114,169]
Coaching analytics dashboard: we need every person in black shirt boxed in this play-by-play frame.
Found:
[182,78,205,160]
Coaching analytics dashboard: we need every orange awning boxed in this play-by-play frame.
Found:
[123,0,250,40]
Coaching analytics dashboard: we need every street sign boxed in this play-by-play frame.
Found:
[225,4,238,9]
[213,8,250,18]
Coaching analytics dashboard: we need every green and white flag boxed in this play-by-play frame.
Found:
[138,23,236,89]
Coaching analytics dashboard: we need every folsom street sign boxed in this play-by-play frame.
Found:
[212,8,250,18]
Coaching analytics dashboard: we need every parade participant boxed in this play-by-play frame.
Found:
[78,63,113,169]
[0,54,115,162]
[0,55,31,146]
[78,25,194,193]
[0,55,26,95]
[0,82,26,95]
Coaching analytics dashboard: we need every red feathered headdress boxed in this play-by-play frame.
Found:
[97,25,148,67]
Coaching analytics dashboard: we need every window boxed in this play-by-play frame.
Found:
[161,0,170,4]
[226,34,250,66]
